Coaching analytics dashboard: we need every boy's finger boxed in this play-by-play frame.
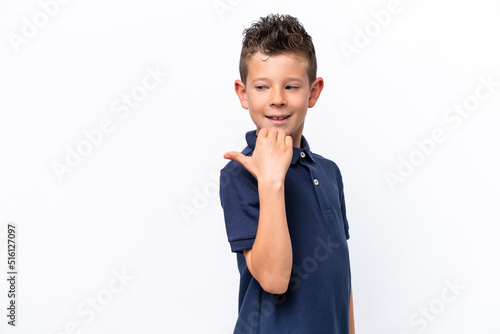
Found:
[267,127,278,139]
[258,128,269,138]
[224,151,248,165]
[223,151,238,160]
[277,129,285,144]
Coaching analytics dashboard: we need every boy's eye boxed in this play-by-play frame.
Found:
[285,86,299,90]
[256,86,267,90]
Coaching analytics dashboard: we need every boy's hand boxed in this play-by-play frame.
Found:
[224,127,293,184]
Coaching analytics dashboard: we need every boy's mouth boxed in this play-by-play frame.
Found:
[265,115,291,120]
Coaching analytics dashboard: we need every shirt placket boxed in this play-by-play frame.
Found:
[299,151,331,213]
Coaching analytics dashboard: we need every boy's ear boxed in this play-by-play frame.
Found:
[235,80,249,109]
[308,77,324,108]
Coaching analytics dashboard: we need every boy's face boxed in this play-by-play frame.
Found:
[235,52,324,148]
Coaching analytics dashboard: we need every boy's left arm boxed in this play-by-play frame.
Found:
[349,285,355,334]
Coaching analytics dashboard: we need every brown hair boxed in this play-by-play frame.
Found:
[239,13,317,87]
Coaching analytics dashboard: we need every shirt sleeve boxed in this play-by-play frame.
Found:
[219,167,260,253]
[337,168,350,240]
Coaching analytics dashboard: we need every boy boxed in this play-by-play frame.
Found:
[219,14,355,333]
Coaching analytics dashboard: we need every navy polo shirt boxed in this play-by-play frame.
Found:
[220,129,351,334]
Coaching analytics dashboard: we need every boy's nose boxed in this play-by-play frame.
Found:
[270,89,286,106]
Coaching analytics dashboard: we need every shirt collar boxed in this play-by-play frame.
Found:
[245,130,317,165]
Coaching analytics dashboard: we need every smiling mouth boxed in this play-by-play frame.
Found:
[266,115,291,120]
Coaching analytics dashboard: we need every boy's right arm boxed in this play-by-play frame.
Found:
[224,128,293,294]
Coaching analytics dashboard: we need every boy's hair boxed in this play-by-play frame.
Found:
[239,13,317,87]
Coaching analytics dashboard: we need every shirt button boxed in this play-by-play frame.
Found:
[314,179,319,186]
[300,151,306,158]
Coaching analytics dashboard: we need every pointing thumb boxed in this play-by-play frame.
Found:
[223,151,248,165]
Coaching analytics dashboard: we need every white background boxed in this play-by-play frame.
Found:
[1,0,499,333]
